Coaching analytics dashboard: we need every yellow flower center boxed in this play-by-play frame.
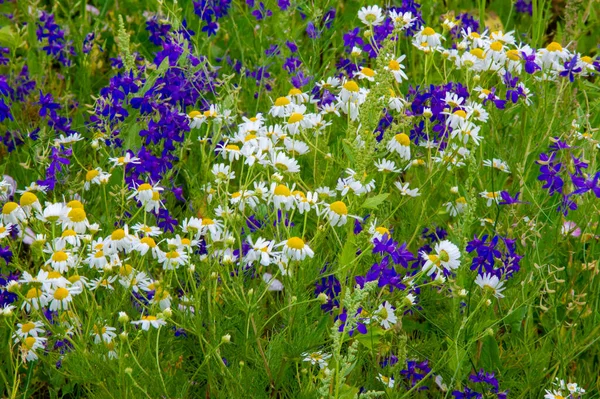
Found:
[166,251,180,259]
[140,237,156,248]
[361,67,375,77]
[138,183,152,192]
[581,56,592,64]
[85,169,99,181]
[202,217,214,226]
[469,32,481,39]
[245,134,257,142]
[288,88,302,96]
[2,202,18,215]
[274,97,290,106]
[387,60,400,71]
[53,287,69,300]
[225,144,240,151]
[67,200,84,209]
[181,238,191,246]
[68,208,86,223]
[274,185,291,196]
[453,110,467,119]
[343,81,359,92]
[470,48,485,59]
[288,113,304,124]
[439,250,450,263]
[375,227,390,235]
[94,250,104,258]
[47,271,62,279]
[142,315,157,321]
[546,41,563,52]
[21,322,36,333]
[119,265,133,277]
[394,133,410,146]
[111,229,126,240]
[287,237,305,250]
[505,49,520,61]
[24,336,37,349]
[52,251,68,262]
[330,201,348,215]
[188,110,201,118]
[20,192,38,207]
[489,41,503,52]
[68,275,80,283]
[62,229,77,237]
[422,27,435,36]
[26,288,42,299]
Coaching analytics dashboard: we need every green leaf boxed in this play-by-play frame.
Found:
[480,335,502,371]
[355,326,385,350]
[504,306,527,332]
[338,384,359,399]
[361,193,389,210]
[338,233,356,269]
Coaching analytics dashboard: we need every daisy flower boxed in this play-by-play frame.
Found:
[22,287,49,312]
[389,10,416,29]
[384,55,408,83]
[269,96,294,118]
[270,151,301,173]
[44,242,78,272]
[302,351,331,369]
[356,67,377,81]
[387,133,411,160]
[92,324,117,344]
[48,285,80,311]
[377,374,395,388]
[219,142,242,162]
[325,201,361,227]
[19,192,42,216]
[2,202,26,224]
[444,197,468,216]
[61,206,89,234]
[374,159,401,173]
[38,202,67,223]
[247,236,277,266]
[414,26,444,49]
[420,240,461,276]
[483,158,511,173]
[479,190,502,207]
[20,335,47,362]
[270,184,295,210]
[376,301,397,329]
[131,315,167,331]
[475,273,506,298]
[212,163,235,184]
[14,320,45,339]
[394,182,420,197]
[109,153,141,167]
[279,237,314,261]
[84,168,111,190]
[105,226,135,253]
[159,248,189,270]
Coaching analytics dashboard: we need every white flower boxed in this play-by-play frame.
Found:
[475,273,506,298]
[483,158,511,173]
[387,133,411,160]
[302,351,331,368]
[376,301,397,329]
[270,151,301,173]
[420,240,461,276]
[479,191,501,207]
[384,55,408,83]
[358,5,384,26]
[212,163,235,184]
[131,315,167,331]
[48,285,80,311]
[394,182,420,197]
[374,159,401,173]
[377,374,395,388]
[278,237,314,261]
[247,236,277,266]
[1,202,26,224]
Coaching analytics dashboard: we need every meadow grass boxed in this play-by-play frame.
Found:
[1,0,600,398]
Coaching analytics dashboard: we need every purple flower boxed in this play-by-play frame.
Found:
[251,2,272,20]
[283,57,301,73]
[559,55,582,82]
[499,191,526,205]
[343,28,363,50]
[306,21,320,39]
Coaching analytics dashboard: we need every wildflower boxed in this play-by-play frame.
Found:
[325,201,353,227]
[20,335,47,362]
[2,202,26,224]
[92,324,117,344]
[376,301,397,329]
[61,206,89,234]
[14,321,45,339]
[302,351,331,368]
[414,26,444,49]
[483,158,510,173]
[212,163,235,184]
[384,55,408,83]
[131,315,167,331]
[479,190,501,207]
[420,240,461,276]
[445,197,468,216]
[278,237,314,261]
[387,133,411,160]
[475,273,506,298]
[358,5,384,27]
[270,184,295,210]
[22,287,49,312]
[48,285,80,311]
[394,182,420,197]
[270,151,301,173]
[109,153,141,167]
[356,67,377,81]
[377,374,395,388]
